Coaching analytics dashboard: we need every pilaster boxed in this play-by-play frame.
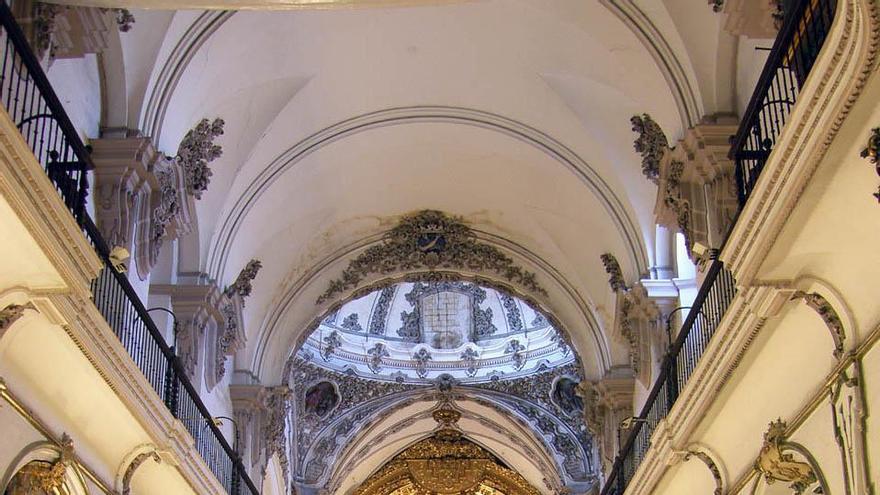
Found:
[655,115,740,258]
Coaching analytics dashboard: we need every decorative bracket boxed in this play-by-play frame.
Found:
[317,210,546,305]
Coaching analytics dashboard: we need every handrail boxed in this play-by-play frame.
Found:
[0,4,258,493]
[730,0,837,206]
[601,260,736,494]
[601,1,838,493]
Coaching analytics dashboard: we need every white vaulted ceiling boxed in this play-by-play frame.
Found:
[108,0,731,383]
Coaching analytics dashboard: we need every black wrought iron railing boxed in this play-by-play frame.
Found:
[0,4,258,494]
[730,0,837,206]
[601,260,737,495]
[602,1,838,493]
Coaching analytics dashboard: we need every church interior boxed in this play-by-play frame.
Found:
[0,0,877,494]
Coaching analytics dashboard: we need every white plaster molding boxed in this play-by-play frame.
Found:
[45,292,229,495]
[599,0,702,129]
[722,0,880,287]
[615,284,770,495]
[0,107,102,297]
[114,443,162,494]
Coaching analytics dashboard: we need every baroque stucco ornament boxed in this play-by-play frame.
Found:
[631,114,669,184]
[316,210,547,305]
[860,126,880,202]
[600,253,627,293]
[0,302,37,333]
[175,118,224,199]
[225,259,262,301]
[755,420,818,494]
[791,291,845,358]
[6,434,74,495]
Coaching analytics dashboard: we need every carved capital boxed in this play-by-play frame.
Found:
[575,371,634,475]
[231,385,271,474]
[655,115,739,256]
[151,283,223,382]
[615,284,663,385]
[721,0,783,38]
[90,137,195,278]
[12,2,133,62]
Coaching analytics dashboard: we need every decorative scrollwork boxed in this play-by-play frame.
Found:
[225,259,262,302]
[412,348,432,378]
[683,450,722,495]
[6,434,74,495]
[175,118,224,199]
[506,339,526,370]
[500,293,524,332]
[341,313,363,332]
[317,210,547,305]
[0,302,37,333]
[600,253,627,293]
[860,127,880,202]
[755,419,817,494]
[321,331,341,361]
[262,387,292,481]
[791,291,845,358]
[369,286,395,335]
[460,347,480,377]
[367,342,390,374]
[630,114,668,184]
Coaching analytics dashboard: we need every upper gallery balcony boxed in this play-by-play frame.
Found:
[0,3,258,493]
[602,0,839,493]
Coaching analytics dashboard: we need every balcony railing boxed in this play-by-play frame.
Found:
[731,0,837,206]
[0,4,258,494]
[602,260,736,495]
[602,1,837,493]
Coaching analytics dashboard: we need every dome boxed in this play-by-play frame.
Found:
[298,281,574,383]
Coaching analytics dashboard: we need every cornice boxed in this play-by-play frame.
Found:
[0,107,102,297]
[45,292,230,495]
[722,0,880,286]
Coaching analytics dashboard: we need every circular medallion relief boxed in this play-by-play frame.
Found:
[304,381,340,418]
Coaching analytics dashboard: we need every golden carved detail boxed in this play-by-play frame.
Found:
[6,434,74,495]
[755,420,817,494]
[354,406,541,495]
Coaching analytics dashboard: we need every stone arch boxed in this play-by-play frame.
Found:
[207,106,649,282]
[1,439,87,495]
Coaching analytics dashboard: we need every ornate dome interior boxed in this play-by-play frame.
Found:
[300,281,573,383]
[3,0,779,492]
